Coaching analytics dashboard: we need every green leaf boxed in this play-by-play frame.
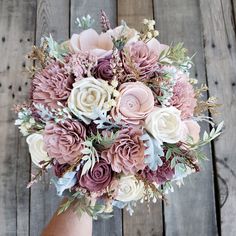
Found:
[166,149,172,160]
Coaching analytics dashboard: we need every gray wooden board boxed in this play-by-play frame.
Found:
[30,1,70,235]
[70,1,122,236]
[0,0,36,235]
[153,0,218,235]
[199,0,236,235]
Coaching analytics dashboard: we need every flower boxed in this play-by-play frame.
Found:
[111,82,154,125]
[102,127,146,175]
[32,61,74,109]
[26,133,51,167]
[141,158,174,185]
[70,28,113,58]
[92,55,113,81]
[145,106,183,144]
[43,119,86,164]
[68,77,115,124]
[65,51,97,79]
[170,74,197,119]
[115,175,144,202]
[54,162,70,178]
[146,38,169,58]
[78,158,112,192]
[123,41,159,79]
[181,119,200,144]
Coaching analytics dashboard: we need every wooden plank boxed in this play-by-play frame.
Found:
[153,0,218,235]
[30,1,70,235]
[0,0,36,235]
[199,0,236,235]
[118,1,164,235]
[70,1,122,236]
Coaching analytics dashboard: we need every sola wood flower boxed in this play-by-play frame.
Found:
[32,61,74,109]
[102,126,146,175]
[111,82,154,125]
[78,158,112,192]
[43,119,86,164]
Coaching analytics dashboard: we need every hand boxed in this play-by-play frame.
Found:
[41,199,93,236]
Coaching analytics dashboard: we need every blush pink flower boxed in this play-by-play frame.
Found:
[32,61,74,109]
[111,82,154,125]
[43,119,86,164]
[78,158,113,192]
[123,41,159,79]
[70,29,113,58]
[170,75,197,119]
[181,119,200,144]
[101,127,146,175]
[146,38,169,58]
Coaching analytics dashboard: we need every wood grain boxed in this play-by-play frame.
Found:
[199,0,236,235]
[30,1,70,235]
[153,0,218,235]
[118,1,164,235]
[70,1,122,236]
[0,0,36,235]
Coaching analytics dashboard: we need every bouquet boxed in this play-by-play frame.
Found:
[15,11,223,219]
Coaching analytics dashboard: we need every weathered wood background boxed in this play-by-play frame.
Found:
[0,0,235,235]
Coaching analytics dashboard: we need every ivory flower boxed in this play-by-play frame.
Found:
[145,106,183,144]
[68,77,115,123]
[70,29,113,58]
[26,133,50,168]
[111,82,154,125]
[115,175,144,202]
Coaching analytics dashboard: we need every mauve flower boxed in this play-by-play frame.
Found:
[102,127,146,175]
[146,38,169,58]
[92,55,113,81]
[65,51,97,79]
[43,119,86,164]
[123,41,158,79]
[141,158,174,185]
[32,61,74,109]
[78,158,112,192]
[70,29,113,58]
[170,75,197,119]
[111,82,154,125]
[54,162,70,178]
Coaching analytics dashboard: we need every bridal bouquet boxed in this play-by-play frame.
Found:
[15,11,223,218]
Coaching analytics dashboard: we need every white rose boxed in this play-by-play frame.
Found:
[115,175,144,202]
[145,106,183,144]
[26,133,50,167]
[68,77,114,124]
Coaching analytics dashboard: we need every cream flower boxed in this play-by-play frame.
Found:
[70,29,113,58]
[115,175,144,202]
[145,106,183,144]
[68,77,115,124]
[26,133,50,168]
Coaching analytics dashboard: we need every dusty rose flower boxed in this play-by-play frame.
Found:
[78,158,112,192]
[123,41,159,79]
[111,82,154,125]
[92,55,113,80]
[65,51,97,79]
[70,29,113,58]
[32,61,74,109]
[43,119,86,164]
[141,158,174,185]
[102,127,146,175]
[170,75,197,119]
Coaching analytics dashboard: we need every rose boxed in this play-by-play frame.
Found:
[146,38,169,58]
[26,133,51,168]
[70,29,113,58]
[145,106,183,143]
[78,159,112,192]
[68,77,114,124]
[43,120,86,164]
[111,82,154,125]
[181,120,200,144]
[115,175,144,202]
